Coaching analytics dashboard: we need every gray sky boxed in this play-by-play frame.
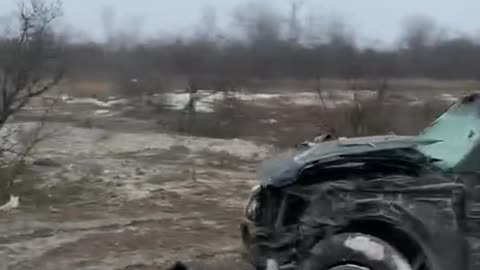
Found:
[2,0,479,45]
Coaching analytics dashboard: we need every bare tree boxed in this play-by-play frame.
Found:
[0,0,63,202]
[233,1,283,45]
[401,14,437,51]
[178,77,212,133]
[194,5,218,41]
[100,5,116,45]
[398,15,439,76]
[287,0,305,44]
[325,15,354,48]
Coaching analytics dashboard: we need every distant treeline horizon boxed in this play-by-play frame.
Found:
[3,1,480,93]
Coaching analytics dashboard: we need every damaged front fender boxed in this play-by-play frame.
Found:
[246,174,468,270]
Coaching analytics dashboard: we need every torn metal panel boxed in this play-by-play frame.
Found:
[247,150,465,263]
[245,173,465,269]
[258,135,441,188]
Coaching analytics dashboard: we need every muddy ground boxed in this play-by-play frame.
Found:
[1,112,272,269]
[0,89,463,270]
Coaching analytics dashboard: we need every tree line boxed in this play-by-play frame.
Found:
[5,1,480,93]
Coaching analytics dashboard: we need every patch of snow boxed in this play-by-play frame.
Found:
[436,93,458,103]
[344,235,385,261]
[285,92,319,106]
[159,90,359,113]
[260,119,278,124]
[60,94,72,101]
[28,122,271,160]
[0,195,19,211]
[244,93,281,100]
[65,97,112,108]
[408,100,424,107]
[106,98,128,106]
[161,91,226,113]
[94,109,111,115]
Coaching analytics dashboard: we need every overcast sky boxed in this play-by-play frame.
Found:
[2,0,479,45]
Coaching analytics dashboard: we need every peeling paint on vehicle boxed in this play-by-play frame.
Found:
[344,236,385,261]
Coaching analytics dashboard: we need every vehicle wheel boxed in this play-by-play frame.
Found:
[300,233,413,270]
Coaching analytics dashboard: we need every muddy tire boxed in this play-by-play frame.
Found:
[300,233,413,270]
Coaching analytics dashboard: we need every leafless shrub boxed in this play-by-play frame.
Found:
[313,77,384,137]
[178,77,209,133]
[314,78,449,138]
[0,0,64,202]
[177,75,244,134]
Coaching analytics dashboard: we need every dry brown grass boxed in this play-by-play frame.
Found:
[243,78,479,94]
[57,77,479,98]
[59,79,116,98]
[147,91,450,148]
[56,76,455,149]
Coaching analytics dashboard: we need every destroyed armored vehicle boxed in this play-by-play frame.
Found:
[241,93,480,270]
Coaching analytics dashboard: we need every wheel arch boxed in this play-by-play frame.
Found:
[339,218,427,266]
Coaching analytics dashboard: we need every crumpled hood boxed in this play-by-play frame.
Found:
[258,135,441,187]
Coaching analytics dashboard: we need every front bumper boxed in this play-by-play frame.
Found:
[240,221,299,270]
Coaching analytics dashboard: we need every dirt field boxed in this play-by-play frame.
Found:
[0,120,270,269]
[0,89,463,270]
